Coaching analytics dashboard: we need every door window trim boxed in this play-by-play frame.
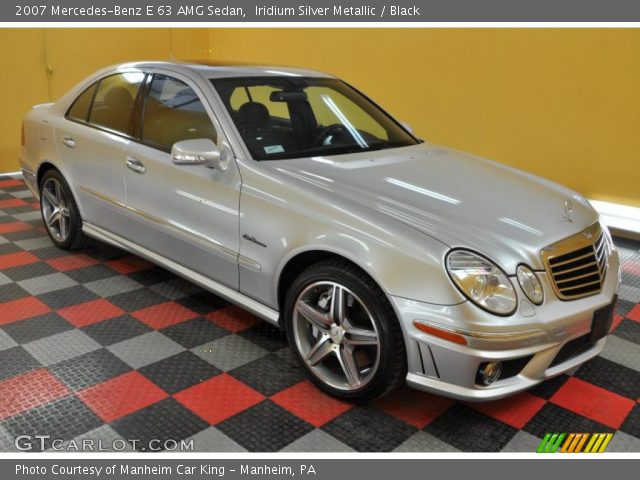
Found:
[63,69,227,157]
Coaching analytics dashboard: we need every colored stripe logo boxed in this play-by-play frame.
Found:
[537,433,613,453]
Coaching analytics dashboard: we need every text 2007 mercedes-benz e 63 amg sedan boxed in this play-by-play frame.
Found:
[20,61,620,402]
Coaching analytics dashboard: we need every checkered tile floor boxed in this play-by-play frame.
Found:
[0,174,639,452]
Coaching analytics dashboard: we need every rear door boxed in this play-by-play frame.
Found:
[123,71,241,288]
[57,70,146,234]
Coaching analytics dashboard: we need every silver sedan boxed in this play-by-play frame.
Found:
[19,61,620,402]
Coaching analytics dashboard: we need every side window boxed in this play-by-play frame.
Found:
[142,74,217,151]
[88,72,145,134]
[67,82,98,122]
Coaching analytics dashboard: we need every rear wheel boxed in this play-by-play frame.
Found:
[40,169,89,250]
[284,260,406,403]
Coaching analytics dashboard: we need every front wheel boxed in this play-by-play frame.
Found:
[284,260,407,403]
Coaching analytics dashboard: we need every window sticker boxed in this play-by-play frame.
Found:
[264,145,285,154]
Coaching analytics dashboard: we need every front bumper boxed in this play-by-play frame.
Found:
[391,248,620,401]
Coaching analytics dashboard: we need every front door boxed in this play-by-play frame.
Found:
[123,72,241,288]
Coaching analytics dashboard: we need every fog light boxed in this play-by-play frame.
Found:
[477,361,502,385]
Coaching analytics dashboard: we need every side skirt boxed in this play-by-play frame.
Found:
[82,222,280,326]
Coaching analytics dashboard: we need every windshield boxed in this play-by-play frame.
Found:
[211,77,419,160]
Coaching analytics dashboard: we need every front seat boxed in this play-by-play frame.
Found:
[236,102,270,130]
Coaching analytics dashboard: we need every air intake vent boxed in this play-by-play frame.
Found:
[541,223,608,300]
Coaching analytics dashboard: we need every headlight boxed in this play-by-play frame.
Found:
[516,265,544,305]
[446,250,517,315]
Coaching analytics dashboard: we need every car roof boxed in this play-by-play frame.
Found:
[117,60,335,79]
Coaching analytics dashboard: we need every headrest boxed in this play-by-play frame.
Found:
[237,102,269,128]
[104,87,133,107]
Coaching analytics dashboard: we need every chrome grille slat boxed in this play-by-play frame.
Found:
[541,223,608,301]
[556,271,601,285]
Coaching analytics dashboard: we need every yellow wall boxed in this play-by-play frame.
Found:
[1,28,638,208]
[0,28,209,174]
[208,29,640,207]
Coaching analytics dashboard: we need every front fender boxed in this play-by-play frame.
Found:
[237,162,466,309]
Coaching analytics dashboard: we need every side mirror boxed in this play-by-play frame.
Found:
[171,139,227,171]
[401,122,413,134]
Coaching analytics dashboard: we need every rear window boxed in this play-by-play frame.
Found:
[88,72,145,135]
[66,83,97,122]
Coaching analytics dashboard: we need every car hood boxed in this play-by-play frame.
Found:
[266,143,599,272]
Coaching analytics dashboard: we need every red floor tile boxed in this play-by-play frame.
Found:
[375,386,454,428]
[205,305,261,333]
[0,222,32,235]
[469,392,547,429]
[133,302,198,329]
[106,255,154,275]
[174,373,264,425]
[627,305,640,323]
[621,260,640,277]
[0,369,70,420]
[77,371,167,423]
[46,254,98,272]
[271,380,352,427]
[0,198,28,209]
[551,377,636,429]
[0,297,51,325]
[0,179,24,188]
[58,299,125,328]
[0,250,39,269]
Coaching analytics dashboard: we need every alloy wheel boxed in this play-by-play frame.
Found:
[292,281,381,391]
[41,177,71,242]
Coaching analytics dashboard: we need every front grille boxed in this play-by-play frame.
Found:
[541,223,608,300]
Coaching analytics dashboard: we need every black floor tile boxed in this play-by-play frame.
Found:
[0,283,30,302]
[229,353,306,397]
[3,312,74,344]
[218,400,314,452]
[238,322,287,352]
[65,264,120,284]
[524,403,614,439]
[81,315,152,346]
[2,262,56,282]
[176,291,229,315]
[108,288,166,312]
[574,356,640,399]
[111,398,208,451]
[424,404,517,452]
[140,351,220,394]
[620,404,640,438]
[160,317,229,349]
[529,374,570,399]
[323,406,417,452]
[38,285,98,309]
[49,348,131,391]
[0,346,41,381]
[2,396,102,451]
[613,319,640,345]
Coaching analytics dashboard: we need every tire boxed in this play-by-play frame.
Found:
[39,169,90,250]
[284,260,407,403]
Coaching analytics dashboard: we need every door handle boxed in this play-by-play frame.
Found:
[61,136,75,148]
[126,157,146,174]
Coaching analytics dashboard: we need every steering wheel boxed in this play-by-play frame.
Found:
[312,124,348,147]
